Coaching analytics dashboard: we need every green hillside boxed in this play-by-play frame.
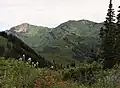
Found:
[6,20,103,62]
[0,31,47,67]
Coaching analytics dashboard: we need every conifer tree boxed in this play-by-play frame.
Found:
[115,6,120,57]
[99,0,116,60]
[117,6,120,26]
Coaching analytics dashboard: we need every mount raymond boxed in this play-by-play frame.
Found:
[6,20,103,63]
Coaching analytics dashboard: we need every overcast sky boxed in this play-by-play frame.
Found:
[0,0,120,31]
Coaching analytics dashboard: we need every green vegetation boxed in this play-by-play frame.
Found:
[99,0,116,60]
[0,57,119,88]
[0,32,47,68]
[99,0,120,68]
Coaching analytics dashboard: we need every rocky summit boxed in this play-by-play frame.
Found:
[10,23,29,33]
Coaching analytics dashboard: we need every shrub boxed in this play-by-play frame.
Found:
[0,58,40,88]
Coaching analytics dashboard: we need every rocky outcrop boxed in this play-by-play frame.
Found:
[10,23,29,33]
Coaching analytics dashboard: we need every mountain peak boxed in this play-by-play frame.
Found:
[78,19,98,24]
[10,23,30,33]
[79,19,93,24]
[65,19,97,25]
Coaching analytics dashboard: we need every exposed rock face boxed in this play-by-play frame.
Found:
[10,23,29,33]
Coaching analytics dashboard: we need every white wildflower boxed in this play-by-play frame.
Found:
[22,54,25,61]
[23,54,25,57]
[32,62,34,65]
[28,57,31,61]
[19,58,22,61]
[36,62,39,68]
[34,64,36,67]
[51,66,54,69]
[36,62,39,65]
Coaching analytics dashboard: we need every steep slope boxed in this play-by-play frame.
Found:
[49,20,102,48]
[8,23,51,48]
[52,20,102,38]
[7,20,103,61]
[0,31,47,67]
[38,20,102,61]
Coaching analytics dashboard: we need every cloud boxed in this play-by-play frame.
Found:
[0,0,120,31]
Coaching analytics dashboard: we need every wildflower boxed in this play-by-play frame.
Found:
[19,58,22,61]
[34,64,36,67]
[28,57,31,61]
[23,54,25,61]
[36,62,39,68]
[23,54,25,57]
[36,62,39,65]
[32,62,34,66]
[32,62,34,64]
[51,66,54,69]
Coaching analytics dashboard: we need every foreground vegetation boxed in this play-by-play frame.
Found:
[0,57,120,88]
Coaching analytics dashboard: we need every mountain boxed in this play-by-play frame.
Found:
[0,31,47,67]
[6,20,103,62]
[8,23,51,47]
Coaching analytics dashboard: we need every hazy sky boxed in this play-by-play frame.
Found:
[0,0,120,31]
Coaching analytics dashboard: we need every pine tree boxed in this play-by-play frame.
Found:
[117,6,120,26]
[99,0,116,60]
[115,6,120,58]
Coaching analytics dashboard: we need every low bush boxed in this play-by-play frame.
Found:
[0,57,120,88]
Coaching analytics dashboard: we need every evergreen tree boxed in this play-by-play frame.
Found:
[99,0,116,60]
[117,6,120,26]
[115,6,120,58]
